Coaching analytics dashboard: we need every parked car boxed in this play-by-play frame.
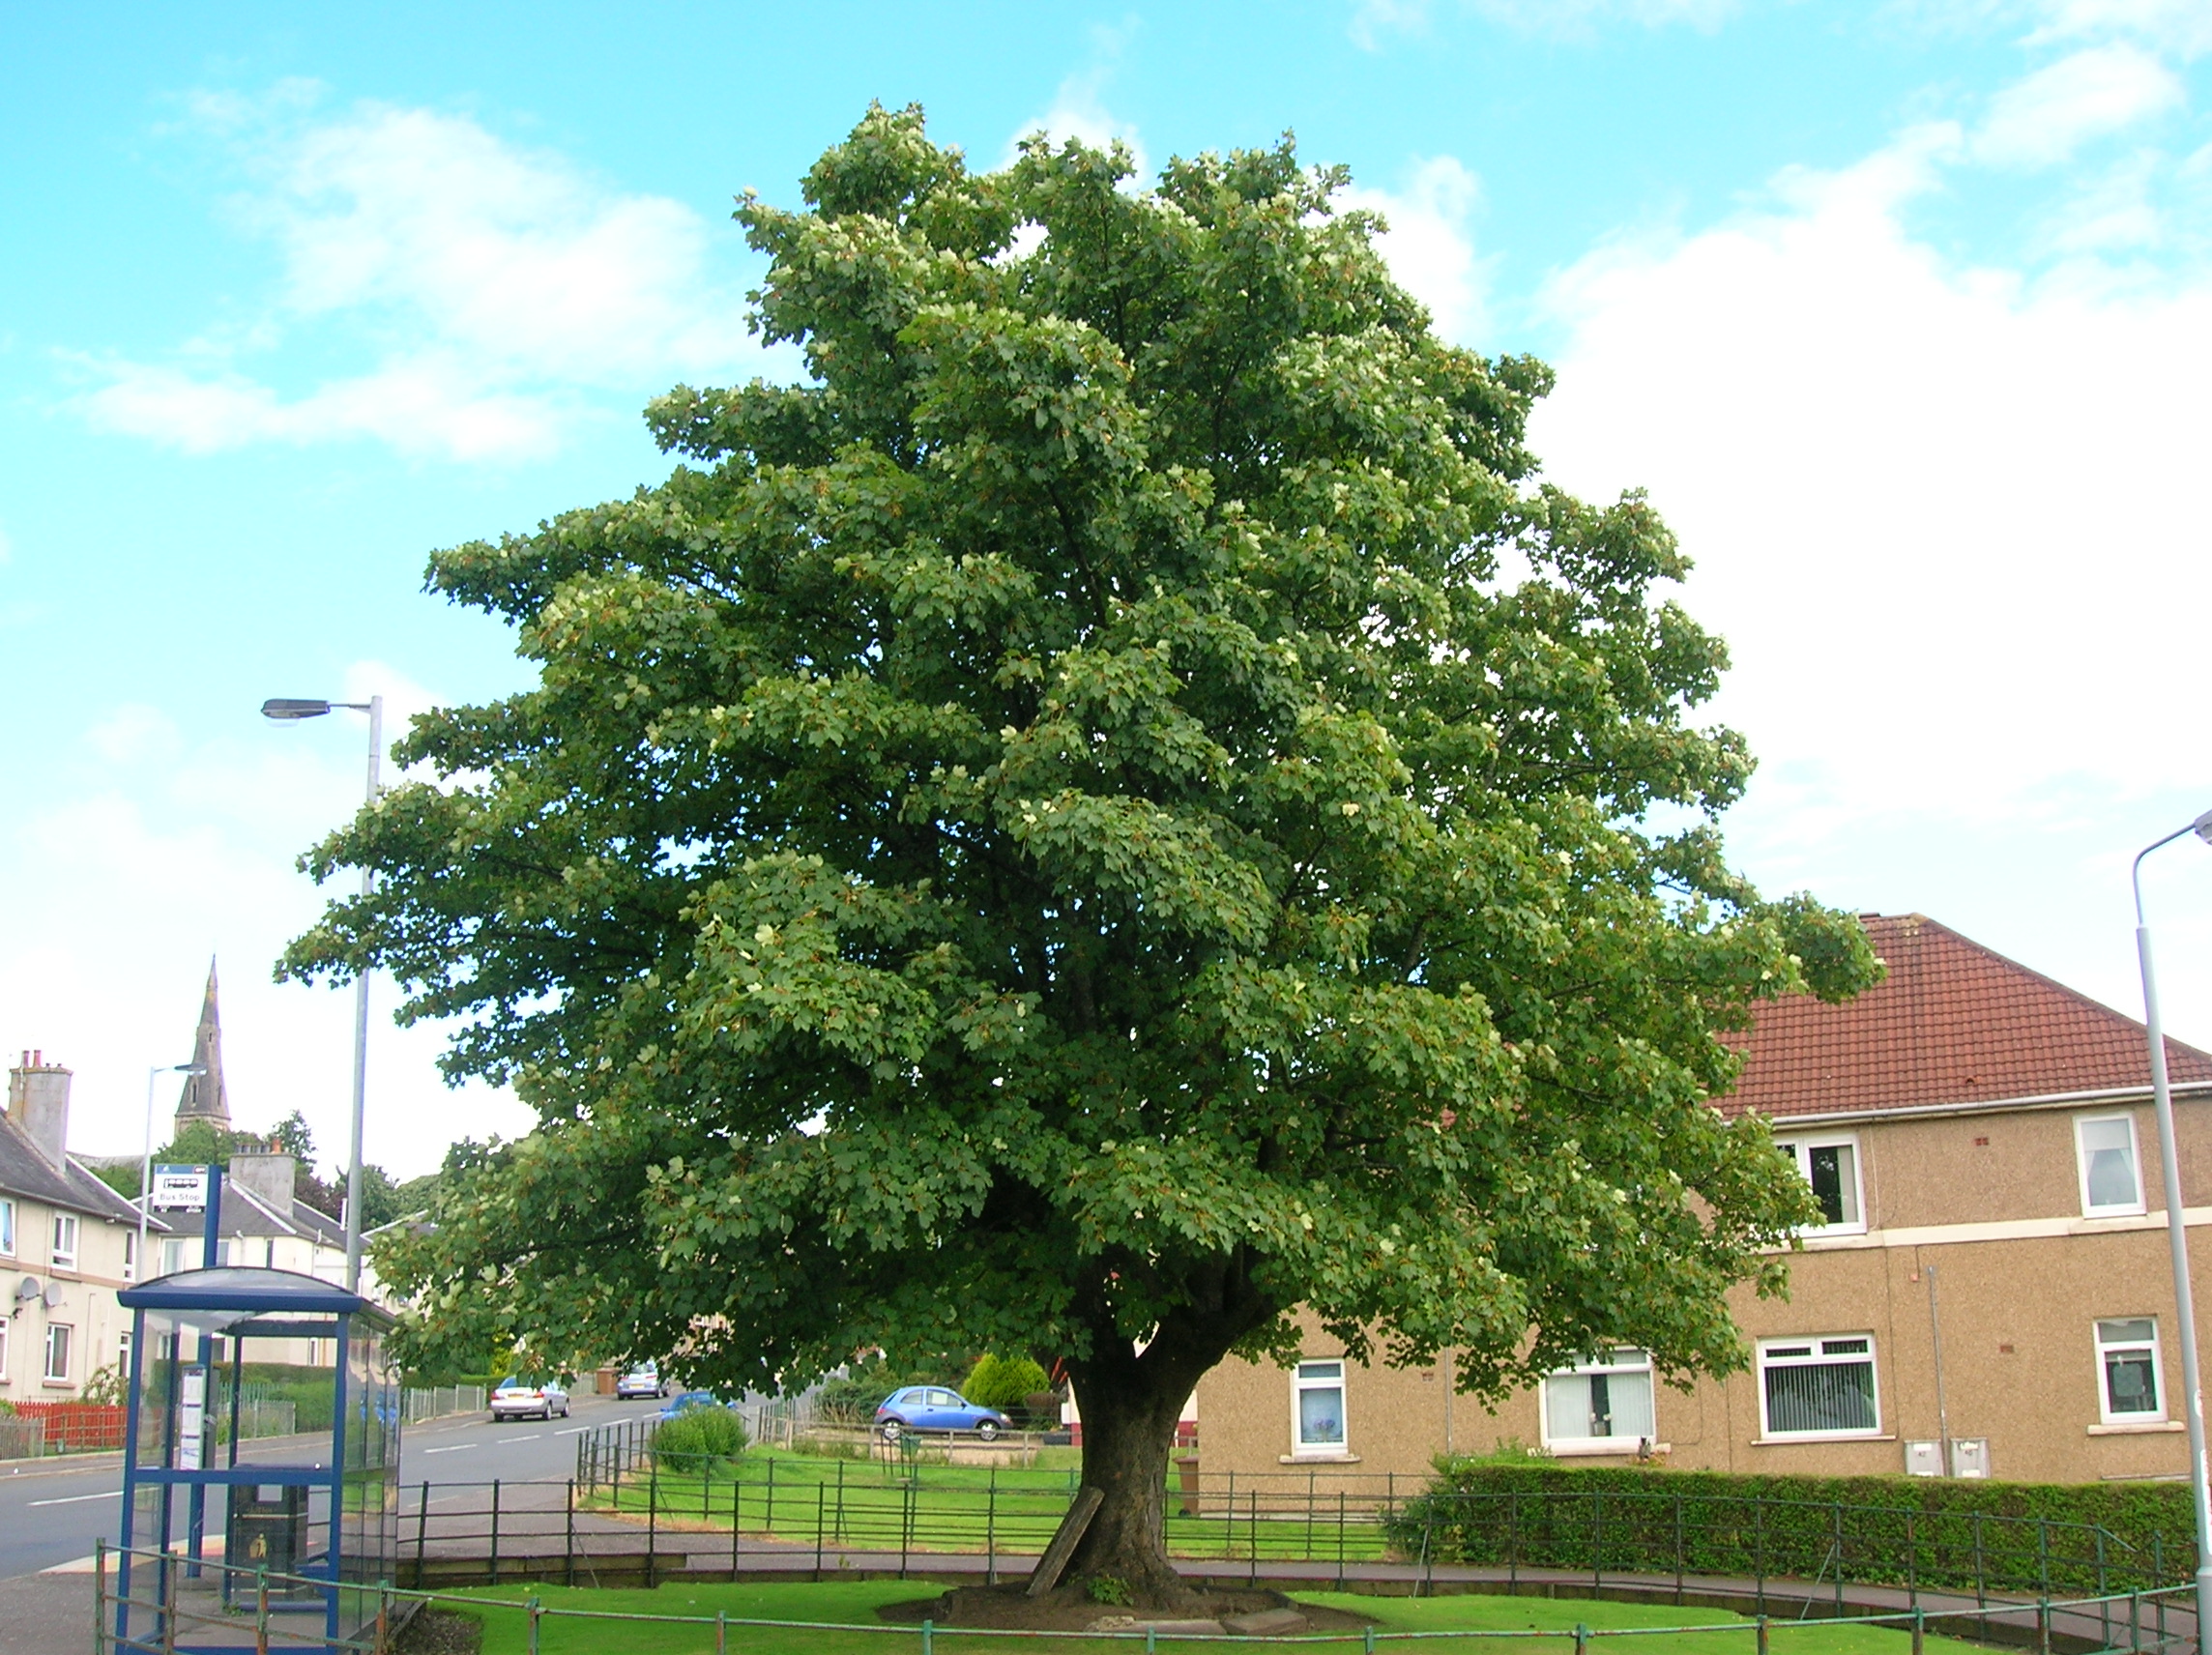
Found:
[490,1375,570,1420]
[658,1389,737,1421]
[874,1385,1009,1442]
[616,1362,669,1400]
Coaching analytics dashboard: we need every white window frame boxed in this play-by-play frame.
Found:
[44,1321,72,1384]
[122,1228,135,1283]
[2076,1113,2146,1217]
[50,1212,78,1271]
[2095,1318,2165,1423]
[1757,1334,1881,1439]
[0,1196,15,1258]
[1290,1359,1349,1456]
[0,1314,10,1383]
[1540,1348,1657,1453]
[1774,1133,1867,1234]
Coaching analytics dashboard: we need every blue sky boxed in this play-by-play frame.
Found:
[4,1,2210,1176]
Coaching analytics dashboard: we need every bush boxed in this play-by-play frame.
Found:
[1388,1461,2197,1597]
[654,1406,748,1471]
[964,1353,1051,1414]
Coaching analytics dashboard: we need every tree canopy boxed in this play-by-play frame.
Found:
[285,105,1877,1597]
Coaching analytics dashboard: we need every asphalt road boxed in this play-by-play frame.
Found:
[0,1389,666,1582]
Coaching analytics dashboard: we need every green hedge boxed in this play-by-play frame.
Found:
[1386,1462,2196,1598]
[654,1406,749,1472]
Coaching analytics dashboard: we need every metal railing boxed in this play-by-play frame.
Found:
[402,1382,487,1425]
[91,1537,2199,1655]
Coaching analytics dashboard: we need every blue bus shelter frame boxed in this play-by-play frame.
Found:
[115,1265,396,1653]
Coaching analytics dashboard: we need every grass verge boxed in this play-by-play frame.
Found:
[442,1580,1987,1655]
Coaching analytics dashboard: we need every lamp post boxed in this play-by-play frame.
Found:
[2132,807,2212,1617]
[138,1062,206,1283]
[261,694,383,1292]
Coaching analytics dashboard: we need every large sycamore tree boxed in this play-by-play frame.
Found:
[291,106,1877,1602]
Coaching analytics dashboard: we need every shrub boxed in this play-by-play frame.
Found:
[654,1406,748,1471]
[964,1353,1051,1414]
[1087,1575,1133,1606]
[1388,1461,2197,1597]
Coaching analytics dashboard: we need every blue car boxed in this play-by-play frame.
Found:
[658,1389,736,1420]
[874,1385,1009,1442]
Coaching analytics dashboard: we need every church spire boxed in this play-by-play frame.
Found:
[174,959,230,1135]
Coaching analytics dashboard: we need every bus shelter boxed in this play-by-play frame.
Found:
[115,1267,400,1652]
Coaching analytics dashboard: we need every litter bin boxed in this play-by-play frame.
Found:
[227,1483,308,1578]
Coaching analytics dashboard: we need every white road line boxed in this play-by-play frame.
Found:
[553,1424,594,1437]
[421,1444,479,1455]
[28,1490,117,1506]
[496,1434,543,1443]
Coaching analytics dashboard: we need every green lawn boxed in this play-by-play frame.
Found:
[439,1579,1986,1655]
[585,1451,1398,1564]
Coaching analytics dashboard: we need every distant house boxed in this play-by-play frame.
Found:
[0,1053,169,1399]
[1197,914,2212,1486]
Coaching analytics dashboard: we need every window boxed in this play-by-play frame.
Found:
[49,1213,78,1270]
[2077,1115,2145,1215]
[0,1316,10,1382]
[1759,1335,1879,1437]
[1775,1134,1865,1232]
[0,1197,15,1257]
[1292,1359,1347,1454]
[1542,1349,1656,1451]
[117,1328,131,1377]
[159,1237,189,1277]
[44,1322,72,1383]
[2096,1319,2163,1422]
[122,1230,135,1283]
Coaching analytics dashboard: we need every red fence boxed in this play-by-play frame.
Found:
[11,1400,127,1452]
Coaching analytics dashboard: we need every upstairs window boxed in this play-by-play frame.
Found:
[2076,1115,2145,1216]
[122,1230,135,1283]
[49,1213,78,1270]
[0,1197,15,1257]
[2096,1319,2163,1422]
[1292,1359,1347,1454]
[1776,1134,1865,1233]
[1542,1349,1656,1451]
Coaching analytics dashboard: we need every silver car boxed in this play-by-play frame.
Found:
[490,1375,571,1420]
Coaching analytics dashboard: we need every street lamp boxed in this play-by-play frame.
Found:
[2132,807,2212,1618]
[261,694,383,1292]
[138,1062,207,1283]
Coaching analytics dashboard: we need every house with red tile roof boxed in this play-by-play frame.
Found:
[1197,915,2212,1486]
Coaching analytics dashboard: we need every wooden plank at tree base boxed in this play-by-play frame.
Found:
[1026,1486,1104,1597]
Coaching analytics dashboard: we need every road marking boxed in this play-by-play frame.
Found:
[28,1490,117,1506]
[421,1444,479,1455]
[496,1434,543,1443]
[553,1424,594,1436]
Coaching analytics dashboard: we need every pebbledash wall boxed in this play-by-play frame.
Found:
[1198,915,2212,1489]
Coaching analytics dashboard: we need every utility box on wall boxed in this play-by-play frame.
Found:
[1950,1437,1991,1478]
[1904,1439,1943,1476]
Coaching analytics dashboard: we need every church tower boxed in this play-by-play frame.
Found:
[173,959,231,1136]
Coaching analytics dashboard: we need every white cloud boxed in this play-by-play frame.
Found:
[1905,0,2212,56]
[1531,124,2212,837]
[72,95,769,463]
[1341,156,1492,344]
[0,665,533,1178]
[1009,26,1150,180]
[1972,44,2185,167]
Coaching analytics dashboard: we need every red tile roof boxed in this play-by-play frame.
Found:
[1720,914,2212,1118]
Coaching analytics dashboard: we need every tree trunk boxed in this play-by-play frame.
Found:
[1062,1350,1195,1605]
[1060,1277,1272,1611]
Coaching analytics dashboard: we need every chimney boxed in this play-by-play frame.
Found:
[7,1053,74,1174]
[227,1151,298,1212]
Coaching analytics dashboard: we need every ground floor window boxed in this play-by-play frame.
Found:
[1292,1359,1347,1453]
[1543,1348,1656,1449]
[1759,1335,1878,1437]
[44,1322,72,1383]
[2096,1318,2162,1421]
[0,1316,10,1381]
